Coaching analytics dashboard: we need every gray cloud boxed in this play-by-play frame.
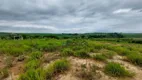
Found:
[0,0,142,33]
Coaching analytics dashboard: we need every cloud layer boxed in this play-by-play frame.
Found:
[0,0,142,33]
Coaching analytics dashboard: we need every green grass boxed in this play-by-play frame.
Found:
[103,51,116,59]
[28,51,43,61]
[18,68,46,80]
[25,59,41,70]
[93,54,107,61]
[61,48,74,57]
[46,59,70,79]
[74,49,90,58]
[0,39,142,80]
[127,53,142,66]
[104,62,133,77]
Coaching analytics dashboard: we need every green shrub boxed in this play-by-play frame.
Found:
[18,68,46,80]
[38,43,60,52]
[0,68,9,79]
[108,46,130,56]
[61,48,74,57]
[93,54,107,61]
[104,62,133,77]
[74,50,90,58]
[46,59,70,79]
[127,53,142,66]
[28,51,43,61]
[94,43,105,50]
[0,47,25,57]
[103,51,116,59]
[25,60,40,70]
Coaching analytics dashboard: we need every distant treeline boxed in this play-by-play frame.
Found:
[0,33,125,39]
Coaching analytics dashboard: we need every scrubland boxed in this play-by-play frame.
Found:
[0,39,142,80]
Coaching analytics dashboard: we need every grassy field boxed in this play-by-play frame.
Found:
[0,38,142,80]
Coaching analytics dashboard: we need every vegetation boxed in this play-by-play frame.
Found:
[104,62,133,77]
[46,59,70,79]
[0,33,142,80]
[93,54,107,61]
[127,53,142,66]
[0,68,9,80]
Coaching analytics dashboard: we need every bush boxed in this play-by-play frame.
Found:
[74,50,90,58]
[46,59,70,79]
[127,53,142,66]
[0,68,9,79]
[104,62,133,77]
[61,48,74,57]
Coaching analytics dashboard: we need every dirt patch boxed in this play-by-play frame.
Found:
[0,56,5,69]
[55,57,116,80]
[4,57,25,80]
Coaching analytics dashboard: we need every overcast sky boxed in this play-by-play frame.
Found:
[0,0,142,33]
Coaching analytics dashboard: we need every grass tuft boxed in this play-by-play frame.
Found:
[46,59,70,79]
[104,62,134,77]
[74,50,90,58]
[61,48,74,57]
